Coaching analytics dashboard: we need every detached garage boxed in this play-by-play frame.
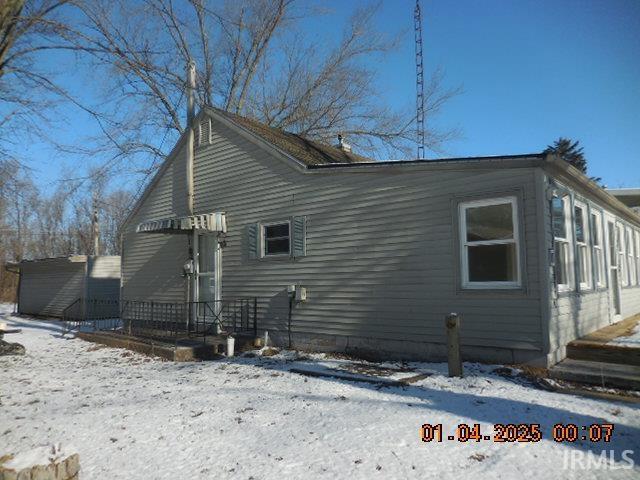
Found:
[11,256,121,318]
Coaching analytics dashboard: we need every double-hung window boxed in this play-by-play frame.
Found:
[590,211,605,288]
[459,196,520,289]
[262,222,291,256]
[552,195,573,291]
[574,203,591,290]
[618,225,628,287]
[627,227,637,286]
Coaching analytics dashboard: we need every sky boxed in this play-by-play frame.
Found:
[22,0,640,192]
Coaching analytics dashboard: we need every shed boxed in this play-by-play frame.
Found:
[12,256,121,318]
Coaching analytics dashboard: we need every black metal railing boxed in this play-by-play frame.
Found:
[62,298,121,334]
[120,298,257,344]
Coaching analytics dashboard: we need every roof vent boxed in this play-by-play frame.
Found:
[336,134,351,153]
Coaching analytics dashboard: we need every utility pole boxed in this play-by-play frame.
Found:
[414,0,425,159]
[91,192,100,256]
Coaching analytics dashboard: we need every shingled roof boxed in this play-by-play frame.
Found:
[207,107,372,166]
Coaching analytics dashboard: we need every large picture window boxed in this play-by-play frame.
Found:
[590,211,605,288]
[552,195,573,291]
[459,197,520,289]
[574,202,591,290]
[262,222,291,256]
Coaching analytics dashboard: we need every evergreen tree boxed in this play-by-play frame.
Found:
[543,137,587,173]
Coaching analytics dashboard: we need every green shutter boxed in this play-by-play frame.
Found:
[247,223,259,259]
[292,216,306,258]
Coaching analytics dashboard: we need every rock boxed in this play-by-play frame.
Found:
[261,347,279,357]
[0,445,78,480]
[0,340,25,356]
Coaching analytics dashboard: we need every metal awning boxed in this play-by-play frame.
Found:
[136,212,226,234]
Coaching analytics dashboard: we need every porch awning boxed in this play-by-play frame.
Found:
[136,212,226,234]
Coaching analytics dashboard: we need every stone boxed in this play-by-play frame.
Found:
[0,447,79,480]
[63,455,79,477]
[0,340,25,356]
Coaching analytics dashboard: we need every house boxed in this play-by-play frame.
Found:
[607,188,640,214]
[9,255,120,318]
[120,106,640,366]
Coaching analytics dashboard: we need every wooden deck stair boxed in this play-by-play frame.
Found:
[549,314,640,390]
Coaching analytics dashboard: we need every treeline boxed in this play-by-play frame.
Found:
[0,160,133,301]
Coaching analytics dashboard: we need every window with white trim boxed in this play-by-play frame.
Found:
[618,225,628,287]
[574,202,591,290]
[262,222,291,256]
[590,211,605,288]
[459,196,520,289]
[552,195,573,291]
[627,227,637,286]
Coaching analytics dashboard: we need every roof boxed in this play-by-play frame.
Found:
[123,107,640,230]
[606,188,640,209]
[207,107,372,166]
[6,255,121,272]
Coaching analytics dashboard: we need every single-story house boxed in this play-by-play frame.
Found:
[120,106,640,366]
[608,188,640,214]
[10,255,121,318]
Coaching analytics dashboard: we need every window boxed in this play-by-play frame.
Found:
[459,197,520,289]
[552,195,573,291]
[618,225,627,286]
[590,211,605,288]
[262,222,291,256]
[574,203,591,290]
[627,227,637,286]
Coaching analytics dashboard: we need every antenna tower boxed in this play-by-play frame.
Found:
[414,0,425,159]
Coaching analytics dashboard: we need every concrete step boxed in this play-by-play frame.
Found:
[567,340,640,366]
[550,358,640,390]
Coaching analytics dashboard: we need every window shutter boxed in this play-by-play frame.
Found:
[292,216,307,258]
[247,223,260,259]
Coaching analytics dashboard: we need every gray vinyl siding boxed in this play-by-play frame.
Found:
[544,173,640,354]
[119,116,546,355]
[86,256,121,301]
[622,286,640,319]
[18,258,86,317]
[121,141,189,303]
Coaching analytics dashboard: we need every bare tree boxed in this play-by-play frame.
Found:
[71,0,460,165]
[0,0,80,160]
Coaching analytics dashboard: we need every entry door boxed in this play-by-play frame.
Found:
[606,218,622,323]
[194,233,221,308]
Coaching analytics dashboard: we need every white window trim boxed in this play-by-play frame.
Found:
[627,227,637,286]
[459,196,521,289]
[553,195,574,292]
[590,210,605,288]
[635,230,640,287]
[618,224,628,287]
[574,201,592,291]
[261,220,291,257]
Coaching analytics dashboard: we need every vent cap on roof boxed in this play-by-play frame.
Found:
[335,134,351,153]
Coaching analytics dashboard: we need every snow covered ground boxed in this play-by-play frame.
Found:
[2,303,640,479]
[609,323,640,348]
